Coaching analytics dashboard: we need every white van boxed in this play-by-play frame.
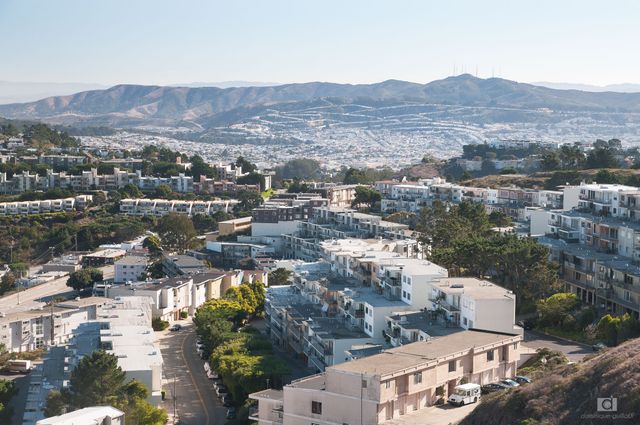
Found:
[448,383,481,406]
[6,359,33,373]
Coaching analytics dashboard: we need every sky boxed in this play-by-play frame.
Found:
[1,0,639,87]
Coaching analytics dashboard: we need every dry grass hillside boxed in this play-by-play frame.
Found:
[459,337,640,425]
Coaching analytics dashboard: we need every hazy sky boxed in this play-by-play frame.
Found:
[1,0,639,86]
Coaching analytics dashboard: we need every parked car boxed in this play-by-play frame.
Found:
[211,378,223,387]
[222,394,234,407]
[500,379,520,388]
[448,383,481,406]
[592,342,607,351]
[226,407,236,420]
[516,320,534,330]
[481,383,509,394]
[207,370,220,380]
[4,359,33,373]
[169,324,182,332]
[216,385,229,397]
[513,376,532,384]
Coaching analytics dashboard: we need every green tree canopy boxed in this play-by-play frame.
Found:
[268,268,292,286]
[156,213,197,252]
[66,268,103,292]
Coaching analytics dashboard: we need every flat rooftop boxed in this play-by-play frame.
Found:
[308,317,369,339]
[434,277,514,299]
[387,311,463,337]
[330,330,520,377]
[115,255,148,266]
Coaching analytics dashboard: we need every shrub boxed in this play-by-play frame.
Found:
[179,311,188,319]
[152,318,169,331]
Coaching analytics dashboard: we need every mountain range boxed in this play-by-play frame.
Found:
[2,75,640,164]
[3,74,640,129]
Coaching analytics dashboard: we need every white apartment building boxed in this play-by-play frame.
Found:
[0,297,108,353]
[114,255,149,283]
[0,195,92,216]
[119,198,238,217]
[250,330,522,425]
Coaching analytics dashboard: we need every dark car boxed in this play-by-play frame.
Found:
[226,407,236,420]
[169,324,182,332]
[500,379,520,388]
[216,385,229,397]
[513,376,532,384]
[517,320,534,330]
[222,394,234,407]
[481,383,509,394]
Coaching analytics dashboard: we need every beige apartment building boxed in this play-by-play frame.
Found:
[250,330,522,425]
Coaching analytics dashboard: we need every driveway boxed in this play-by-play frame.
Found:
[523,329,592,362]
[383,402,479,425]
[157,323,227,425]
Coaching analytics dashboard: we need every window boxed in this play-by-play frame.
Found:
[385,381,391,389]
[413,372,422,384]
[463,317,468,326]
[311,401,322,414]
[402,290,406,298]
[361,379,367,388]
[448,360,456,372]
[487,350,494,361]
[406,293,411,301]
[35,337,44,349]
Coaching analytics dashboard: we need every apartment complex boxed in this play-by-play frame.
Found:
[0,195,92,216]
[119,198,238,217]
[265,236,518,372]
[378,177,578,221]
[534,182,640,319]
[250,330,522,425]
[283,207,411,261]
[0,297,107,353]
[23,297,163,424]
[114,254,149,283]
[0,168,193,194]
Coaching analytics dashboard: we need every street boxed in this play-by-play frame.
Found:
[157,323,227,425]
[0,265,113,315]
[523,329,592,362]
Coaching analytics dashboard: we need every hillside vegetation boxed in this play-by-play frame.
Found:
[460,337,640,425]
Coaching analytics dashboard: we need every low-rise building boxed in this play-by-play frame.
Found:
[36,406,124,425]
[120,198,238,217]
[250,330,522,425]
[114,255,149,283]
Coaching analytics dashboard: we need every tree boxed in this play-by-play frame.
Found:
[268,268,292,286]
[154,184,173,199]
[343,168,369,184]
[44,390,66,417]
[66,268,103,292]
[142,235,163,257]
[235,156,257,174]
[190,154,215,180]
[586,146,620,168]
[156,213,197,252]
[0,379,17,424]
[351,186,382,210]
[537,293,579,327]
[0,272,15,296]
[277,158,322,180]
[236,190,263,212]
[67,351,127,408]
[119,183,143,198]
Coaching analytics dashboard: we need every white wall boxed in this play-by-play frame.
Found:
[252,220,300,237]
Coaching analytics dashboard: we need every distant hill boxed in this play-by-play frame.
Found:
[3,75,640,129]
[460,338,640,425]
[535,81,640,93]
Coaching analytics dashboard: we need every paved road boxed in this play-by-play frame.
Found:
[0,265,113,315]
[158,323,227,425]
[523,329,592,362]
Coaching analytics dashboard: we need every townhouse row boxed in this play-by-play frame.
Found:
[0,195,92,216]
[119,198,239,217]
[0,167,266,194]
[101,269,267,321]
